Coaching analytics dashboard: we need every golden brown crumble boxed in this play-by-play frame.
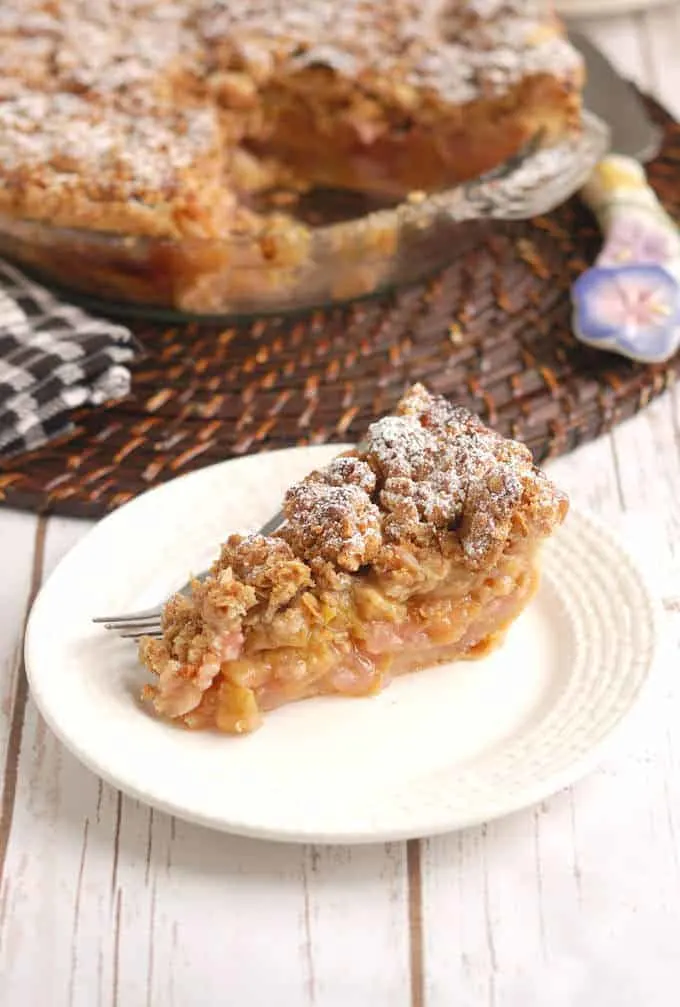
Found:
[212,535,312,619]
[281,384,566,572]
[281,482,383,572]
[140,385,568,728]
[0,92,236,238]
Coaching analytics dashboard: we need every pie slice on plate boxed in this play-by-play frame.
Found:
[139,385,568,734]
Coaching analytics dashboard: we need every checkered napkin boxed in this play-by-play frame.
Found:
[0,259,139,457]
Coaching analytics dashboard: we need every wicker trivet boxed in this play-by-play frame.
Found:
[0,94,677,519]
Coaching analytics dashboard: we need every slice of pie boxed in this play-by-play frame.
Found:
[139,385,568,734]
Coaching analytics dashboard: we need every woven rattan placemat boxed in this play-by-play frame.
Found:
[1,94,677,519]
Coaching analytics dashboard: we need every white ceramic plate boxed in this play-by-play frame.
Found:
[25,446,659,844]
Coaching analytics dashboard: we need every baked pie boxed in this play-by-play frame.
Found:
[139,385,568,734]
[0,1,583,227]
[0,1,584,311]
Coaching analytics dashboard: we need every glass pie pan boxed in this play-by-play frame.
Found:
[0,112,609,320]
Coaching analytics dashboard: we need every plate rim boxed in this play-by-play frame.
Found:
[24,447,662,844]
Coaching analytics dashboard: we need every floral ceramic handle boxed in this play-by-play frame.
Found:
[572,153,680,364]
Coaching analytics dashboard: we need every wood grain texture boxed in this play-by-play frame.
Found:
[0,517,45,884]
[417,21,680,1003]
[2,12,680,1007]
[0,515,412,1007]
[420,434,625,1007]
[0,511,41,889]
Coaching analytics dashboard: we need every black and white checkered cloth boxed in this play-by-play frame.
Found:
[0,259,139,457]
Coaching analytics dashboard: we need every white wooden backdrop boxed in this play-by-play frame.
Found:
[2,12,680,1006]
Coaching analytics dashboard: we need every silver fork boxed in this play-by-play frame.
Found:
[93,509,284,641]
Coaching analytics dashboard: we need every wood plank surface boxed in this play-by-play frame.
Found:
[1,11,680,1007]
[0,518,412,1007]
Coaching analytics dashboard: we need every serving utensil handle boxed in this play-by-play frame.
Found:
[572,153,680,364]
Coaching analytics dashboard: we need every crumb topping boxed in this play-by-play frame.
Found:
[196,0,580,105]
[0,0,579,112]
[281,482,382,572]
[282,384,562,571]
[0,92,221,195]
[213,534,312,618]
[321,454,377,494]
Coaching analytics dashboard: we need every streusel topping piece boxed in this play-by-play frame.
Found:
[280,384,566,571]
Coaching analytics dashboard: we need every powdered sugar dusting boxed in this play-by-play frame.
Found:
[364,416,433,479]
[0,0,193,100]
[280,384,565,571]
[366,390,529,564]
[323,455,377,494]
[197,0,582,104]
[54,2,195,97]
[283,481,382,572]
[0,92,220,199]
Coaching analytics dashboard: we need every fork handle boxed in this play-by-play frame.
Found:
[94,509,285,630]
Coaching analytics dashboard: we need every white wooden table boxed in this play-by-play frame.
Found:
[2,13,680,1006]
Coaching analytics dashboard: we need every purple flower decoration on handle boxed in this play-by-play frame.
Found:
[598,217,672,267]
[572,264,680,364]
[574,152,680,363]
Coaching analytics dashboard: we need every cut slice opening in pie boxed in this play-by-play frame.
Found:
[139,385,568,734]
